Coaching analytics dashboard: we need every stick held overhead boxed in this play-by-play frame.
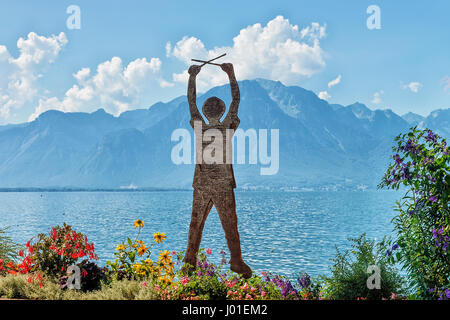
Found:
[191,53,226,67]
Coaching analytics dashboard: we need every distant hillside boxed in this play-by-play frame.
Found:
[0,79,448,190]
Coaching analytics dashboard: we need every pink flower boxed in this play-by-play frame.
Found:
[141,281,148,287]
[180,277,189,285]
[261,291,267,297]
[205,248,212,255]
[154,285,160,291]
[171,251,177,255]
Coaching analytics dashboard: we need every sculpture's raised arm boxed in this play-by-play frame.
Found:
[187,65,203,124]
[221,63,240,115]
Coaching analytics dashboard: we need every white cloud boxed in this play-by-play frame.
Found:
[165,42,172,57]
[167,16,327,91]
[29,56,168,121]
[402,81,422,93]
[73,67,90,83]
[300,22,326,40]
[0,32,67,119]
[371,90,383,104]
[159,79,174,88]
[441,76,450,92]
[318,91,331,100]
[5,16,328,122]
[328,74,341,88]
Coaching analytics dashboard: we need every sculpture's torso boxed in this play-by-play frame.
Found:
[190,114,240,189]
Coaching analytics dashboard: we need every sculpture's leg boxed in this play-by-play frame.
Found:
[183,188,213,272]
[214,188,252,279]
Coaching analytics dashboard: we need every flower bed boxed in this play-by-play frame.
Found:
[0,219,407,300]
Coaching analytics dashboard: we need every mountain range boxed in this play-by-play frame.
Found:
[0,79,448,190]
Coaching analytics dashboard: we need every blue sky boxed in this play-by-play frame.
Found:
[0,0,449,124]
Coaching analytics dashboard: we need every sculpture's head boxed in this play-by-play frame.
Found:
[202,97,225,122]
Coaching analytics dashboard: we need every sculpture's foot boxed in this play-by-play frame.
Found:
[230,261,252,279]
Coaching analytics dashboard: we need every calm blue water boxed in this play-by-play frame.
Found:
[0,191,401,278]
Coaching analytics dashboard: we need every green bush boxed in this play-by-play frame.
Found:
[322,233,406,300]
[379,128,449,299]
[0,227,21,265]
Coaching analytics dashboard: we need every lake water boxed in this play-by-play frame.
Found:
[0,191,402,278]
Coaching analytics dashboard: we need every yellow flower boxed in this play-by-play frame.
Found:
[115,244,126,251]
[153,232,166,244]
[164,260,175,271]
[153,266,161,276]
[133,263,142,271]
[159,275,172,285]
[134,219,145,228]
[137,246,148,257]
[159,250,171,263]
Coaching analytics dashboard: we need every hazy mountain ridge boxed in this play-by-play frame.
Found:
[0,79,448,190]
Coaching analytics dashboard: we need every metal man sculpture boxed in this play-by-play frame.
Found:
[183,58,252,279]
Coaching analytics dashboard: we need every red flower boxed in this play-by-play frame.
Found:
[50,228,58,240]
[18,250,24,257]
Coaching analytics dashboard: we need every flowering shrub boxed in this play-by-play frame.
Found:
[19,223,98,278]
[106,219,175,284]
[379,128,449,299]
